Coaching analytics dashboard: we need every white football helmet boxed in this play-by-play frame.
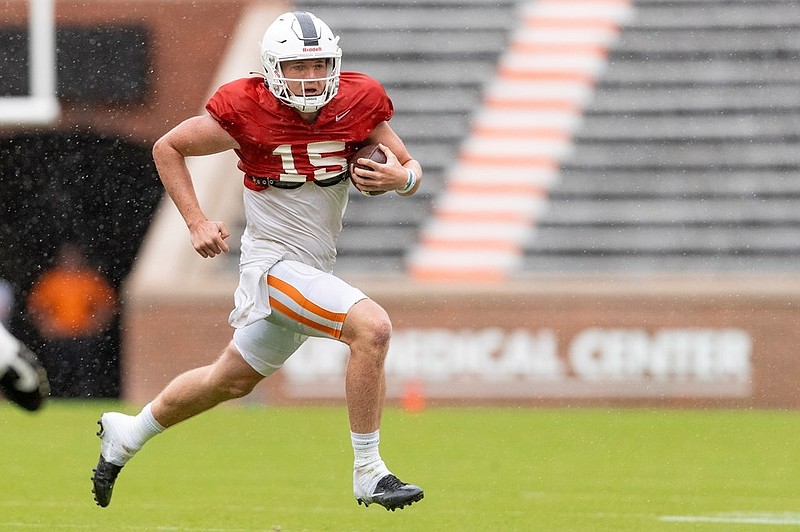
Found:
[260,11,342,113]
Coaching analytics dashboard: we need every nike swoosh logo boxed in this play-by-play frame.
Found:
[335,109,351,122]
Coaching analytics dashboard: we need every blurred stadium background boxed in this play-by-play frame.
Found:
[1,0,799,408]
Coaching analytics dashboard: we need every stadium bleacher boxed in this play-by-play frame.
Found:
[524,0,800,272]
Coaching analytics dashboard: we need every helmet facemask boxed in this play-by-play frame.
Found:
[260,11,342,113]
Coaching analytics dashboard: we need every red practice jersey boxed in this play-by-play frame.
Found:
[206,72,393,191]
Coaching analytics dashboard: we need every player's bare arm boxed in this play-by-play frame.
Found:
[152,115,240,258]
[357,121,423,196]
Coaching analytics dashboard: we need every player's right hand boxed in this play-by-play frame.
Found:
[189,220,230,258]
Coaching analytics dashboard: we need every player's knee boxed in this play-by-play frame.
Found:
[220,379,256,400]
[346,300,392,356]
[212,343,262,399]
[217,366,258,399]
[368,315,392,353]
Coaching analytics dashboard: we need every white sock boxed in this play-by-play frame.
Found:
[351,430,390,494]
[351,429,381,467]
[130,402,165,448]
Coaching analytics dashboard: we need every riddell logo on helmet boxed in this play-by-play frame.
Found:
[303,46,322,52]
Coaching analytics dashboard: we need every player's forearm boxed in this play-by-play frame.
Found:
[152,139,208,228]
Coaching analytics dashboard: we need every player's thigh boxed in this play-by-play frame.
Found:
[265,260,367,340]
[232,319,307,377]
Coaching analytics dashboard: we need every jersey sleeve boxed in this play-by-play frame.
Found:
[356,73,393,124]
[336,72,394,141]
[205,78,259,142]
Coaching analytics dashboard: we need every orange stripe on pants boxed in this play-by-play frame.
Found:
[267,274,347,338]
[268,296,342,339]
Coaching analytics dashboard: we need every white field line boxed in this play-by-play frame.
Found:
[660,513,800,526]
[0,524,256,531]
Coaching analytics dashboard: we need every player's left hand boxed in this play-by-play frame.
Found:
[351,144,407,194]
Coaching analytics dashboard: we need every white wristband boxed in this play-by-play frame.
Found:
[397,168,417,194]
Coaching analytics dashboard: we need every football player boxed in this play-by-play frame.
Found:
[0,322,49,412]
[91,11,423,511]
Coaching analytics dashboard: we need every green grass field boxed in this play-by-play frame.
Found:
[1,401,799,531]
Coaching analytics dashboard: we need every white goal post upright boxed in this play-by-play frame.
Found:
[0,0,60,126]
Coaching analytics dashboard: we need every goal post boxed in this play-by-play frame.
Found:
[0,0,60,126]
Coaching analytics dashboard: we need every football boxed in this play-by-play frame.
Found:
[349,143,387,196]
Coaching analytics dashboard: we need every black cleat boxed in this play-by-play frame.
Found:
[356,474,424,511]
[91,420,124,508]
[92,454,122,508]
